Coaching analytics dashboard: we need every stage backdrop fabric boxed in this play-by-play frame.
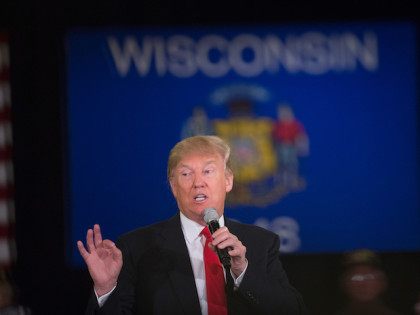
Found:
[65,22,420,266]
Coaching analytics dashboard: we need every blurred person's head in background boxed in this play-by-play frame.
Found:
[0,270,14,309]
[335,248,401,315]
[341,249,387,303]
[0,269,32,314]
[414,291,420,315]
[0,281,13,309]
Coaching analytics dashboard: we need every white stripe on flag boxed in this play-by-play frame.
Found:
[0,238,11,264]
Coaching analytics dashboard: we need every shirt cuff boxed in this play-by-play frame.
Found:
[95,285,117,307]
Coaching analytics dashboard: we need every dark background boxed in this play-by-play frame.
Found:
[1,1,420,314]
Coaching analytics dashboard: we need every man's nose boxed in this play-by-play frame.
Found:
[193,173,205,187]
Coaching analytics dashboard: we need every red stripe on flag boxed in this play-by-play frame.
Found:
[0,186,13,199]
[0,147,12,161]
[0,225,13,237]
[0,107,11,121]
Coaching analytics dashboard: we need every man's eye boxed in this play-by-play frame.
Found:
[204,169,214,174]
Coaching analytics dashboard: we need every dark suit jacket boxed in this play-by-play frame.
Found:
[86,213,306,315]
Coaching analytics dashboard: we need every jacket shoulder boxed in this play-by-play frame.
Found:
[116,214,179,247]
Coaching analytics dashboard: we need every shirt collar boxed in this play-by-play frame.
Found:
[180,211,225,245]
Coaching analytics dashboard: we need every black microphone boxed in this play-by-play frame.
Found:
[203,207,231,268]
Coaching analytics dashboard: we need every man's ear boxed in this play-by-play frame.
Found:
[225,171,233,193]
[169,179,177,198]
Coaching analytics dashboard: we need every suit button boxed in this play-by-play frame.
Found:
[245,291,259,304]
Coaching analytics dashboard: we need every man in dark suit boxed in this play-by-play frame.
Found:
[78,135,305,314]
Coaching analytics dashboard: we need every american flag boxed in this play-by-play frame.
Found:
[0,33,15,268]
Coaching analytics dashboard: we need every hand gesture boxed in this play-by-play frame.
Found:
[77,224,123,296]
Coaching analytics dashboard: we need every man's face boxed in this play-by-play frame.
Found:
[343,265,386,302]
[169,152,233,225]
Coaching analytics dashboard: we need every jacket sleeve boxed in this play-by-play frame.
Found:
[228,232,307,315]
[84,238,137,315]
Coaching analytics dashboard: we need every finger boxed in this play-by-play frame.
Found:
[86,228,95,252]
[94,224,103,247]
[228,241,246,257]
[102,239,116,249]
[213,233,236,249]
[211,229,230,245]
[227,247,242,257]
[217,239,235,250]
[77,240,90,260]
[112,245,122,262]
[102,240,123,261]
[211,226,228,238]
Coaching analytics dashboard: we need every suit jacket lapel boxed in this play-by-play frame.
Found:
[158,214,202,315]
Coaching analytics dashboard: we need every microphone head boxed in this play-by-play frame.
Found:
[203,207,219,224]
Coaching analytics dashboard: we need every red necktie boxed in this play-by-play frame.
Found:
[201,226,228,315]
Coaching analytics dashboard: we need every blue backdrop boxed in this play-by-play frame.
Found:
[66,22,420,266]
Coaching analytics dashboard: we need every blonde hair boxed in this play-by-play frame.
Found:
[167,135,232,180]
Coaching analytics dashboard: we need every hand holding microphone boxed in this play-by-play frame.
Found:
[203,208,247,276]
[204,208,232,268]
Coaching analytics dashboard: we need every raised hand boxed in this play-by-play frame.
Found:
[77,224,123,296]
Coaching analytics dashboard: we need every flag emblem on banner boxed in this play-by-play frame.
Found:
[181,84,309,208]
